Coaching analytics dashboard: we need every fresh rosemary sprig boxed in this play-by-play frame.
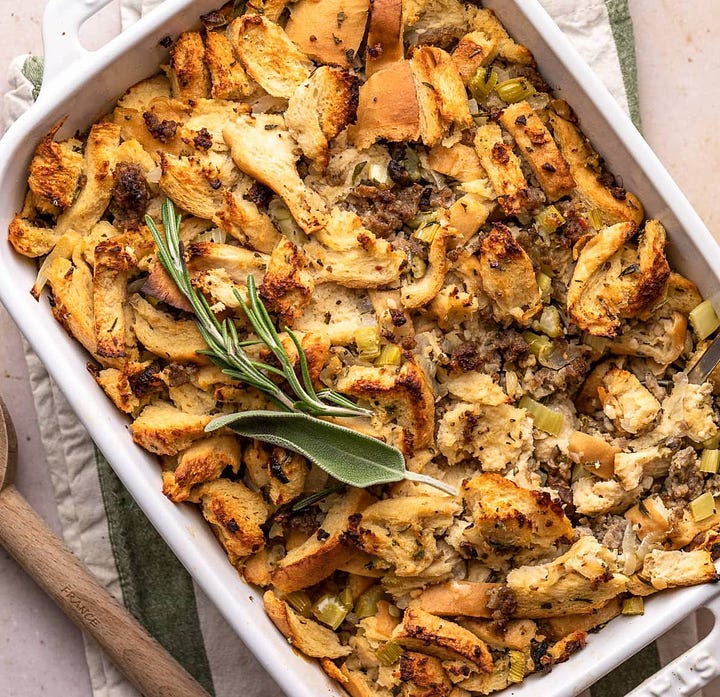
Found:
[146,198,458,497]
[146,199,370,418]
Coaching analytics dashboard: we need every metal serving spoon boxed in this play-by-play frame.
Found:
[0,393,209,697]
[688,334,720,384]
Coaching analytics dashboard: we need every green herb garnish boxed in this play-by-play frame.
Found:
[146,199,457,496]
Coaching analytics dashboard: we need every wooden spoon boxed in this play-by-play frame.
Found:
[0,394,209,697]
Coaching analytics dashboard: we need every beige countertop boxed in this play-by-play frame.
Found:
[1,1,719,695]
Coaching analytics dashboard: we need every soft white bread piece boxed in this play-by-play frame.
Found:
[348,60,421,150]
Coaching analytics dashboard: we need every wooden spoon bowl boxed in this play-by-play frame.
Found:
[0,392,208,697]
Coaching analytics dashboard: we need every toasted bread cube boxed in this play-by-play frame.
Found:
[507,536,628,617]
[451,31,499,83]
[28,122,84,213]
[427,143,485,183]
[399,651,453,696]
[93,236,134,359]
[264,591,352,658]
[477,223,542,325]
[567,431,620,480]
[598,367,660,434]
[392,608,493,672]
[192,479,269,561]
[285,66,359,171]
[228,15,312,98]
[130,401,213,455]
[158,153,226,221]
[259,237,315,326]
[56,122,121,236]
[163,435,242,502]
[461,473,574,563]
[204,30,254,100]
[499,101,575,201]
[415,580,500,618]
[410,46,472,146]
[168,31,211,101]
[344,495,461,576]
[270,488,374,592]
[474,123,529,215]
[8,191,62,258]
[337,360,436,452]
[130,294,209,364]
[223,113,328,234]
[467,7,534,65]
[213,188,281,254]
[549,110,644,225]
[641,549,718,590]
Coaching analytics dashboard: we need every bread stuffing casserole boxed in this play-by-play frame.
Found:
[9,0,720,693]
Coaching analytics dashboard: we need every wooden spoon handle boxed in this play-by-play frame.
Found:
[0,484,209,697]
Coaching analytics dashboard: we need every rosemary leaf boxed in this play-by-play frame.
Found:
[206,411,457,495]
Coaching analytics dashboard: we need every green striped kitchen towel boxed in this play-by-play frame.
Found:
[3,1,691,696]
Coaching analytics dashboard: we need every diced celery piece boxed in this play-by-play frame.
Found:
[689,299,720,340]
[376,344,402,366]
[700,449,720,474]
[621,596,644,616]
[519,395,564,436]
[690,491,716,522]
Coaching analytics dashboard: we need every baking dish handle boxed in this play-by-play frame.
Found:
[626,590,720,696]
[39,0,116,88]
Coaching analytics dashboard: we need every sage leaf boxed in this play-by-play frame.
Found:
[206,411,457,495]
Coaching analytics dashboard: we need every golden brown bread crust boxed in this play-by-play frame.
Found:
[28,122,84,213]
[474,123,529,216]
[451,31,499,83]
[549,110,644,225]
[93,236,134,359]
[191,478,269,561]
[365,0,404,76]
[229,15,313,98]
[477,223,541,325]
[461,473,574,564]
[204,30,254,100]
[499,101,575,201]
[169,32,212,102]
[392,607,494,672]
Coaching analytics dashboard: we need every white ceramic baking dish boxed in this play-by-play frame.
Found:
[1,1,720,695]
